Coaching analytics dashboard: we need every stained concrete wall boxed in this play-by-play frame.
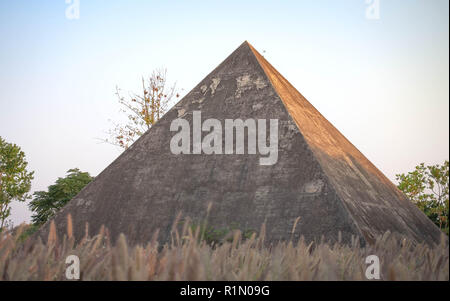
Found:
[38,42,442,247]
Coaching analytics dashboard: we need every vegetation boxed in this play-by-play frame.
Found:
[0,137,34,232]
[104,69,180,149]
[189,222,257,245]
[0,215,448,281]
[28,169,93,227]
[396,161,449,235]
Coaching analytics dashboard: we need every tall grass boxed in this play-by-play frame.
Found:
[0,215,448,281]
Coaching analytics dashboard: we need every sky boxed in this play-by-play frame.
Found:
[0,0,448,226]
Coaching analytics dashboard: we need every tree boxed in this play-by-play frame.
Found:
[396,161,449,235]
[0,137,34,232]
[104,68,180,149]
[29,168,93,226]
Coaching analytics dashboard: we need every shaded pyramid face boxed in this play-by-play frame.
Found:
[43,41,441,246]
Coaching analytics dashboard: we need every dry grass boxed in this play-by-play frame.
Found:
[0,215,448,281]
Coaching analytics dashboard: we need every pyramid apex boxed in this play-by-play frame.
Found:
[240,40,253,47]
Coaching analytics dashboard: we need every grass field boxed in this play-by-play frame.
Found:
[0,215,448,281]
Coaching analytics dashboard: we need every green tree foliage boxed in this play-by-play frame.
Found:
[0,137,34,232]
[29,168,93,226]
[396,161,449,235]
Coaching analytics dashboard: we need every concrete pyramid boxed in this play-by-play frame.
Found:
[43,41,442,246]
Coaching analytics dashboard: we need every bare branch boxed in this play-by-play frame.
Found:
[103,69,180,149]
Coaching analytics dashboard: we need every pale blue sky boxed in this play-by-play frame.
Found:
[0,0,448,225]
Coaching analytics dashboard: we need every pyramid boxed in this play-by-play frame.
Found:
[41,41,442,246]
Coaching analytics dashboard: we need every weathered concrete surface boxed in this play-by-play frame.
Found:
[249,44,442,245]
[38,41,443,246]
